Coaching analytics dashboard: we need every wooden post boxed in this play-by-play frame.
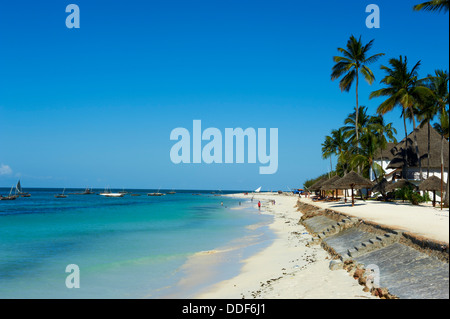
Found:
[433,190,436,207]
[441,164,444,211]
[351,186,354,207]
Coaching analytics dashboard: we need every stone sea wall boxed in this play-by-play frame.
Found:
[297,201,449,299]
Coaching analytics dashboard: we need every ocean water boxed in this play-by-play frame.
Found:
[0,188,273,299]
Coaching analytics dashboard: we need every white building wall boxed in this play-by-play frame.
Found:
[370,159,396,182]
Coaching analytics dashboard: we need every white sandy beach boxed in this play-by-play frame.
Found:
[195,193,377,299]
[301,197,449,244]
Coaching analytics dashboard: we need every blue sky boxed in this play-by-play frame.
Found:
[0,0,448,190]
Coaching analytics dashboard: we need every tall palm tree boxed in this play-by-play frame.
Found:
[342,105,371,145]
[368,114,398,174]
[416,100,439,178]
[370,56,434,180]
[413,0,450,12]
[331,35,385,156]
[322,128,349,175]
[322,135,335,176]
[352,130,381,181]
[427,69,449,207]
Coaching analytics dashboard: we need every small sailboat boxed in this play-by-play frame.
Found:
[167,189,176,194]
[82,187,94,195]
[100,187,124,197]
[16,180,30,197]
[119,188,130,195]
[148,188,165,196]
[254,186,262,193]
[0,186,19,200]
[55,188,67,198]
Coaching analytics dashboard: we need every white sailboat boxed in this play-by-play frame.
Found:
[100,187,124,197]
[254,186,262,193]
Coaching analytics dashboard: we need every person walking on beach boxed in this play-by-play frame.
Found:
[258,201,261,211]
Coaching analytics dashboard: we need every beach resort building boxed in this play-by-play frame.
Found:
[370,126,449,200]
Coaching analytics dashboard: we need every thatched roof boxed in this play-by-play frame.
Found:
[374,143,396,161]
[372,178,388,193]
[419,175,447,191]
[308,177,328,191]
[385,179,417,191]
[387,126,449,170]
[320,175,342,190]
[334,171,374,189]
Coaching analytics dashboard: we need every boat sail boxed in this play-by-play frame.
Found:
[0,186,19,200]
[254,186,262,193]
[16,180,30,197]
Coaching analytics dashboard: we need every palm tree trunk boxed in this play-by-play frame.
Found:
[442,134,449,208]
[445,174,449,208]
[330,157,333,178]
[403,115,409,179]
[446,109,450,208]
[355,70,360,175]
[427,120,431,179]
[409,107,423,181]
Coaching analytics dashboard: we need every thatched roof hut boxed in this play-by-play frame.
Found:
[419,175,447,207]
[374,143,396,161]
[387,126,449,171]
[320,175,342,190]
[385,179,417,192]
[334,171,374,189]
[308,177,328,191]
[334,171,374,206]
[419,175,447,191]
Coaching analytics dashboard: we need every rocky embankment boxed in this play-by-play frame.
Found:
[297,201,449,299]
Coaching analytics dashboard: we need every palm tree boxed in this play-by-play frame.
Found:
[428,70,450,121]
[433,111,449,139]
[416,70,447,179]
[331,35,385,157]
[352,130,381,181]
[322,128,349,175]
[370,56,434,180]
[322,135,335,177]
[368,115,398,175]
[413,0,450,12]
[342,105,371,144]
[427,69,449,207]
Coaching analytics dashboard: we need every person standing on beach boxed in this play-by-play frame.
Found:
[258,201,261,210]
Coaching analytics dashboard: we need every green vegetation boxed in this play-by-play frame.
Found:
[304,2,449,207]
[394,186,431,205]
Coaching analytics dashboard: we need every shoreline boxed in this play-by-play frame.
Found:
[160,198,276,298]
[194,193,376,299]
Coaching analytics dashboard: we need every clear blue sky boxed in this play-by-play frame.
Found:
[0,0,448,190]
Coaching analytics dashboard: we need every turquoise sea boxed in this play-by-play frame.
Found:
[0,188,273,299]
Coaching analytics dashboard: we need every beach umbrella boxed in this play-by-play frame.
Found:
[308,177,327,192]
[419,176,447,207]
[385,179,417,192]
[320,175,342,198]
[334,171,374,206]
